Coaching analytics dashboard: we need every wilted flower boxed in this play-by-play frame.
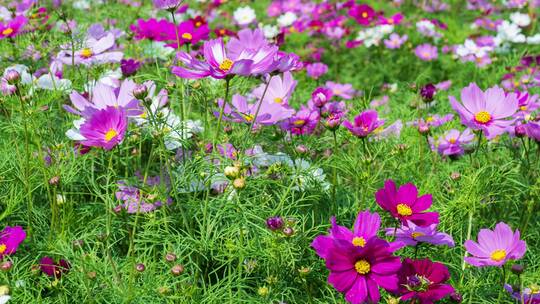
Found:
[40,256,70,278]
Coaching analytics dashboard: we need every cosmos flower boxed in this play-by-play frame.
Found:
[343,110,384,138]
[305,62,328,79]
[384,33,408,49]
[408,114,454,133]
[40,256,70,278]
[385,221,454,248]
[449,83,518,139]
[281,106,319,135]
[0,16,27,39]
[415,44,438,61]
[464,222,526,267]
[398,258,455,303]
[311,87,333,108]
[504,284,540,303]
[318,237,401,303]
[514,90,540,119]
[214,93,294,125]
[375,179,439,227]
[0,226,26,259]
[171,19,210,47]
[120,58,141,77]
[130,18,176,41]
[349,3,375,26]
[325,81,355,100]
[312,210,382,259]
[152,0,181,10]
[58,32,123,66]
[78,106,128,150]
[429,128,475,156]
[251,71,297,106]
[233,6,256,26]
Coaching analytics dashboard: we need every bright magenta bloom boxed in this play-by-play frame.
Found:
[0,226,26,259]
[450,83,518,139]
[79,106,128,150]
[464,222,526,267]
[375,179,439,227]
[398,258,455,303]
[0,16,27,39]
[343,110,384,138]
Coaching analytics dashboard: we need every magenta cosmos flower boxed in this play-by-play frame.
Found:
[385,221,454,248]
[312,211,382,259]
[306,62,328,79]
[0,16,27,39]
[40,256,70,278]
[375,179,439,227]
[79,106,128,150]
[450,83,518,139]
[464,222,526,267]
[0,226,26,259]
[215,93,294,125]
[321,238,401,303]
[172,28,278,79]
[349,4,375,26]
[343,110,384,138]
[281,106,319,135]
[325,81,355,100]
[398,258,455,303]
[430,128,475,156]
[415,44,438,61]
[130,19,176,41]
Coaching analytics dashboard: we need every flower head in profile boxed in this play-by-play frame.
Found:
[0,226,26,259]
[415,44,438,61]
[214,94,294,126]
[450,83,518,139]
[429,128,475,156]
[343,110,384,138]
[40,256,70,279]
[385,221,454,248]
[398,258,455,303]
[78,106,128,150]
[464,222,526,267]
[152,0,181,11]
[375,179,439,227]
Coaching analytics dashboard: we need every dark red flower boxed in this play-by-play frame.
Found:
[398,258,455,303]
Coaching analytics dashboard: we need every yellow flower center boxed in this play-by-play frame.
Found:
[396,204,413,216]
[242,114,254,122]
[426,116,434,123]
[520,106,527,111]
[293,119,305,126]
[474,111,491,124]
[352,237,366,247]
[490,249,507,262]
[219,59,233,71]
[140,111,147,119]
[274,97,283,104]
[411,232,424,239]
[0,244,6,254]
[181,32,193,40]
[104,129,118,142]
[80,48,93,58]
[333,89,342,95]
[354,260,371,275]
[361,12,368,18]
[2,28,13,36]
[195,21,202,27]
[449,138,457,144]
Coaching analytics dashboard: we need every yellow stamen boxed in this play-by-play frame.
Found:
[219,59,233,71]
[352,237,366,247]
[195,21,202,27]
[274,97,283,104]
[293,119,305,126]
[181,32,193,40]
[411,232,424,239]
[243,114,254,122]
[80,48,93,58]
[2,28,13,36]
[361,12,368,18]
[104,129,118,142]
[474,111,491,124]
[0,244,6,254]
[354,260,371,275]
[520,106,527,111]
[449,138,457,144]
[490,249,507,262]
[396,204,413,216]
[426,116,434,123]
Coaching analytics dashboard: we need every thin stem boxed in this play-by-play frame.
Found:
[213,78,231,149]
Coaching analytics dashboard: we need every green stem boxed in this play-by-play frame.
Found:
[213,78,231,149]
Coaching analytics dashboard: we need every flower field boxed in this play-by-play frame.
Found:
[1,0,540,303]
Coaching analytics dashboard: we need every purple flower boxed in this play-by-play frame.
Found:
[450,83,518,139]
[266,216,284,231]
[415,44,438,61]
[325,81,355,99]
[305,62,328,79]
[214,94,294,125]
[505,284,540,303]
[375,179,439,227]
[79,106,128,150]
[430,128,475,156]
[0,16,27,39]
[40,256,70,278]
[311,87,333,108]
[120,59,141,77]
[514,90,540,119]
[343,110,384,138]
[281,106,319,135]
[115,177,172,214]
[349,4,375,26]
[0,226,26,259]
[420,83,437,102]
[464,222,526,267]
[409,114,454,132]
[251,72,297,106]
[58,33,123,66]
[384,33,408,49]
[398,259,455,303]
[152,0,181,10]
[385,221,454,248]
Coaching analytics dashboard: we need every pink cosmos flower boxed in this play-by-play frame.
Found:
[415,44,438,61]
[281,106,319,135]
[0,226,26,259]
[78,106,128,150]
[449,83,518,139]
[375,179,439,227]
[0,16,27,39]
[325,81,355,99]
[170,19,210,47]
[385,221,454,248]
[214,94,294,125]
[398,259,455,303]
[343,110,384,138]
[152,0,181,10]
[430,128,475,156]
[58,33,123,66]
[305,62,328,79]
[130,18,175,41]
[384,33,408,49]
[514,90,540,119]
[464,222,526,267]
[251,72,297,106]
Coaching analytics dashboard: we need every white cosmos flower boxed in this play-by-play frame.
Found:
[261,24,279,39]
[233,6,256,26]
[510,12,531,27]
[527,34,540,44]
[277,12,297,27]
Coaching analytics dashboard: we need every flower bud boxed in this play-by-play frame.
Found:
[49,176,60,186]
[171,264,184,276]
[311,87,332,108]
[135,263,145,272]
[5,69,20,85]
[0,261,13,272]
[418,124,430,134]
[283,227,295,237]
[133,84,148,100]
[233,177,246,190]
[295,145,308,154]
[87,271,97,279]
[224,166,240,179]
[72,239,84,249]
[450,171,461,181]
[420,83,436,102]
[515,124,526,137]
[157,286,170,295]
[266,216,284,231]
[165,252,177,262]
[511,264,524,275]
[450,292,463,303]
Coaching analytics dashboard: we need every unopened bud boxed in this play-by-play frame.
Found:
[0,261,13,272]
[233,177,245,189]
[135,263,145,272]
[224,166,240,179]
[165,252,177,262]
[132,84,148,100]
[171,264,184,276]
[5,70,20,85]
